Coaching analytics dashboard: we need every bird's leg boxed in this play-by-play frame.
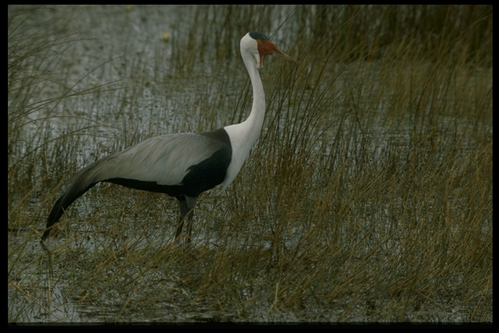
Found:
[175,195,198,243]
[184,195,198,243]
[175,196,189,240]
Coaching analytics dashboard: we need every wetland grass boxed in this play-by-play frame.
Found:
[8,5,491,323]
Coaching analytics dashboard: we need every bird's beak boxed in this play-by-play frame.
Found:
[258,40,297,68]
[271,46,298,65]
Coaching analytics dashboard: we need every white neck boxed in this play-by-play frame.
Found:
[235,50,266,147]
[221,35,266,188]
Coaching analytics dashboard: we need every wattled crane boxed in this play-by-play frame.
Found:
[42,31,297,244]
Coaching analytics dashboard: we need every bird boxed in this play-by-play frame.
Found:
[41,31,297,244]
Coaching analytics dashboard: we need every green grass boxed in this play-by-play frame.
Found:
[8,5,492,323]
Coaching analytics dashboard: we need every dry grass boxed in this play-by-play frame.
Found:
[8,5,491,323]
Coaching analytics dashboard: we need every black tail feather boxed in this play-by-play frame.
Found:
[42,179,97,241]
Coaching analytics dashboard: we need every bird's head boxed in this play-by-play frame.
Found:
[241,31,297,69]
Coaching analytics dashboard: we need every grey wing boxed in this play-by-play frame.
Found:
[88,133,223,186]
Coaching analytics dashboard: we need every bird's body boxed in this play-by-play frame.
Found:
[42,31,296,243]
[90,130,232,195]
